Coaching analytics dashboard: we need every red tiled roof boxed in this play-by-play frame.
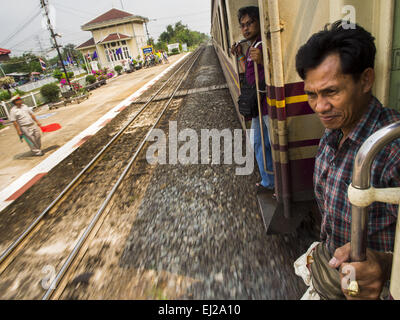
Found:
[76,38,95,49]
[83,8,133,26]
[100,33,130,43]
[0,48,11,55]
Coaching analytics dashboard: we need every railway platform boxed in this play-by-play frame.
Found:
[0,53,186,211]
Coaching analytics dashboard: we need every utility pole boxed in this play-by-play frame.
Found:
[0,64,6,77]
[145,22,150,44]
[40,0,72,90]
[144,19,157,46]
[120,0,124,10]
[36,35,45,58]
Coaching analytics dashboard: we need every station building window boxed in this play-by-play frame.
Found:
[104,44,131,62]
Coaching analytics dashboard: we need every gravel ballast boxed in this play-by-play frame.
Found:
[120,45,318,300]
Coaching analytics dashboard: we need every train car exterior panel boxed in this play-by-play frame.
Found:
[211,0,398,212]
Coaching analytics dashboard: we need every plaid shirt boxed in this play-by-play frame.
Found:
[314,96,400,254]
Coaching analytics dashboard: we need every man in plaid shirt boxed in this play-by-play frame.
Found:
[294,21,400,300]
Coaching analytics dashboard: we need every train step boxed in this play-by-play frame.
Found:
[257,192,307,235]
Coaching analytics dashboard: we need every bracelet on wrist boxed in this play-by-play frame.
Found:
[238,55,245,61]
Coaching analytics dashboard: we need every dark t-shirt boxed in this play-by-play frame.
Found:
[245,36,268,116]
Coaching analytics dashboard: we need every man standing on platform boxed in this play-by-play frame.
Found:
[9,96,43,156]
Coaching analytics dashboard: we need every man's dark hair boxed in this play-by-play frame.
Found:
[238,6,260,23]
[296,20,376,81]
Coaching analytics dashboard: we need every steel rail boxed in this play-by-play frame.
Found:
[42,47,204,300]
[0,52,194,273]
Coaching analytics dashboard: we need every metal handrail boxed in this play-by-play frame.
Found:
[350,120,400,262]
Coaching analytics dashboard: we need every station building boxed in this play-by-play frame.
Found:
[0,48,11,62]
[76,8,149,69]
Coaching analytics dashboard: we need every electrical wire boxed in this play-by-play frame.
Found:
[153,10,210,21]
[52,0,94,16]
[0,6,42,47]
[56,6,93,20]
[8,29,45,50]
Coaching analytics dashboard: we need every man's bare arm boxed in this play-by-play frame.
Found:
[231,43,246,73]
[30,114,42,127]
[13,121,22,137]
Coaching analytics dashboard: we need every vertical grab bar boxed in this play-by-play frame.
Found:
[350,121,400,262]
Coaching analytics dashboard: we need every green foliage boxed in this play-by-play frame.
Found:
[53,69,75,81]
[85,75,96,84]
[0,89,22,101]
[0,90,11,101]
[53,69,63,81]
[158,21,209,48]
[2,52,43,74]
[47,44,82,69]
[154,41,168,52]
[0,76,15,86]
[62,43,83,65]
[171,48,180,55]
[15,88,25,96]
[40,83,60,103]
[114,65,123,74]
[80,64,88,72]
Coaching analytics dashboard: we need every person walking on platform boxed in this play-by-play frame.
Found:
[163,51,169,64]
[9,96,43,156]
[231,6,274,193]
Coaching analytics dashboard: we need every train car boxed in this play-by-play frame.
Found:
[211,0,400,233]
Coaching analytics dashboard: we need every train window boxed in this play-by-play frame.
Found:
[221,0,231,57]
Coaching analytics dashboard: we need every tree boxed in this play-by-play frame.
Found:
[157,21,209,49]
[154,41,168,52]
[148,37,155,46]
[2,52,43,74]
[62,43,83,65]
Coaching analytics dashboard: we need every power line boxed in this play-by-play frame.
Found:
[52,0,94,16]
[0,7,42,47]
[8,29,43,50]
[56,6,93,20]
[152,10,210,21]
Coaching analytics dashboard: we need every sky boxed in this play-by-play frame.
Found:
[0,0,211,58]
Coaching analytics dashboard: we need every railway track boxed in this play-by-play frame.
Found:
[0,47,204,299]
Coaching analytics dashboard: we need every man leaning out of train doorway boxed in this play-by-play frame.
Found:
[294,21,400,300]
[230,6,275,194]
